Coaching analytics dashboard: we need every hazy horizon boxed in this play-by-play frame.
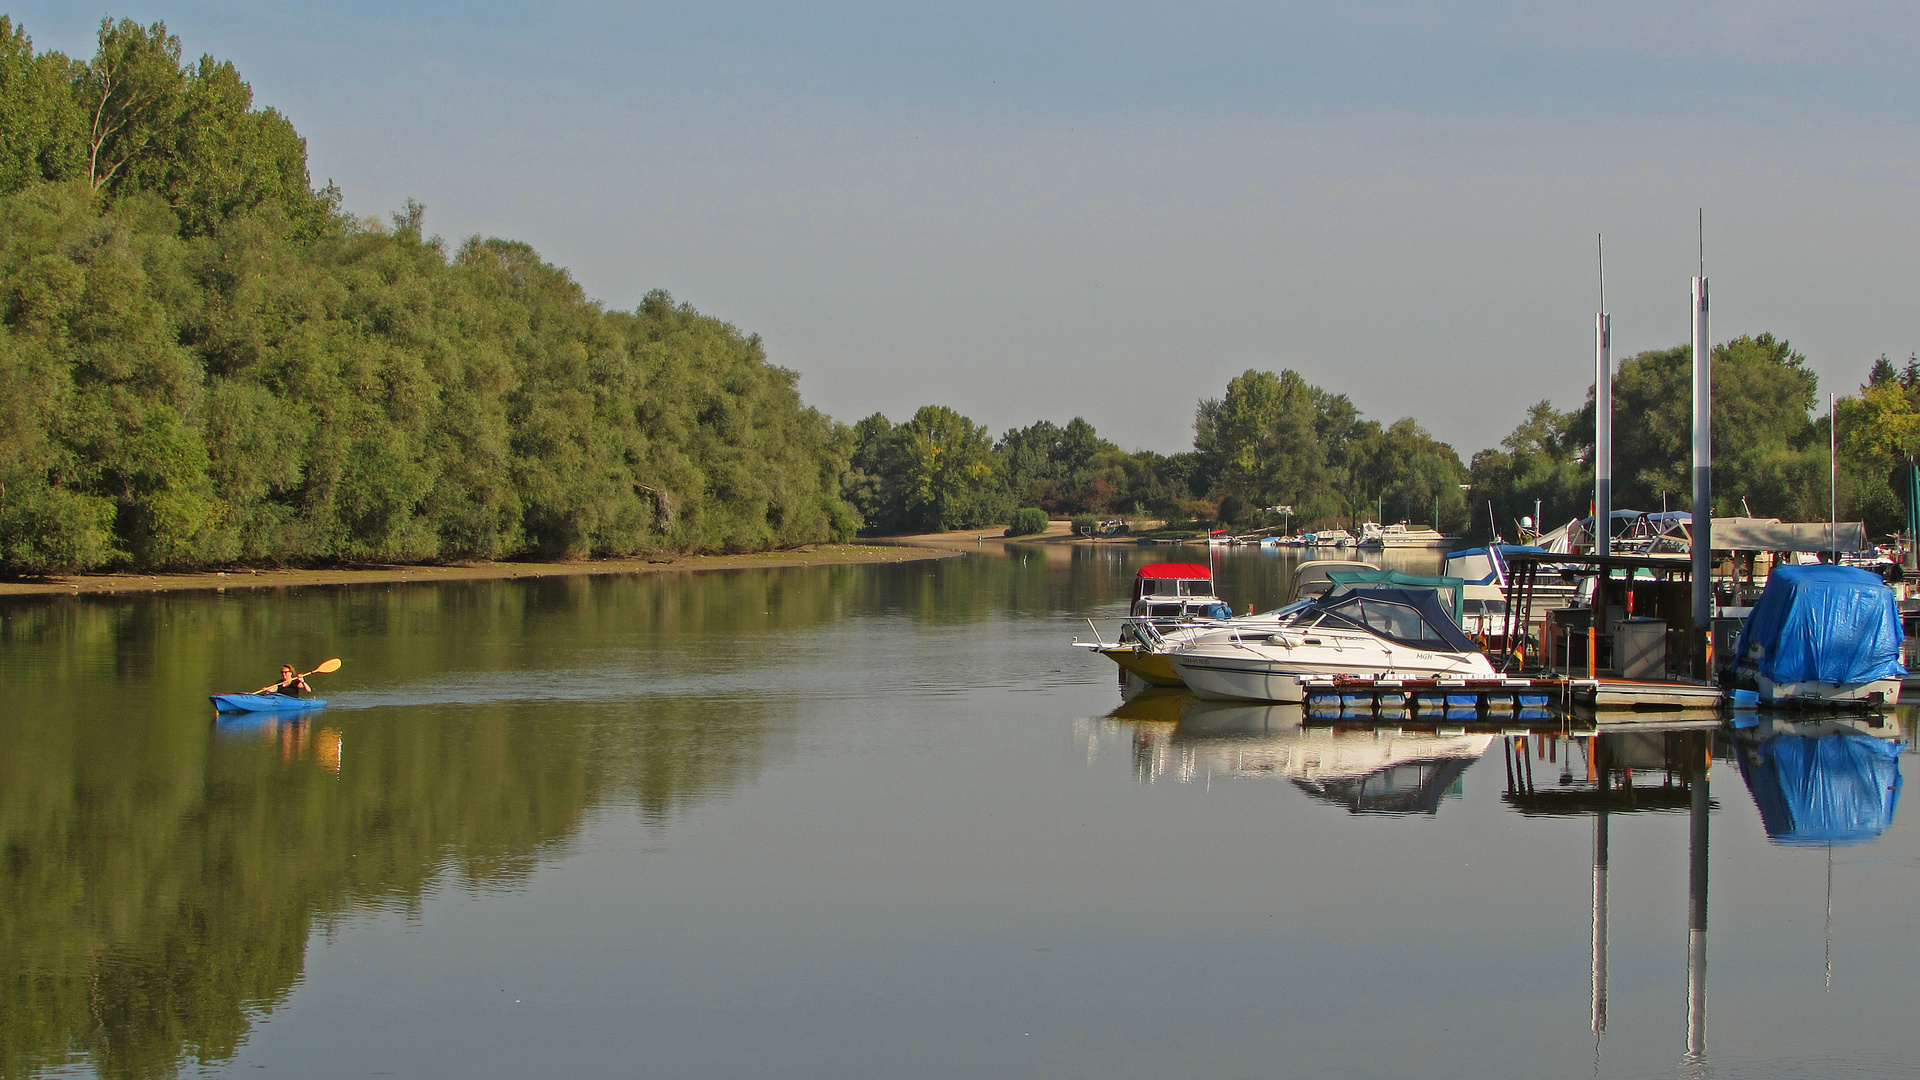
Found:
[11,2,1917,456]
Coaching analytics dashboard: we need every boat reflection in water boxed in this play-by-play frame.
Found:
[1093,694,1491,815]
[1092,694,1914,1075]
[1730,713,1904,846]
[1497,714,1905,1074]
[213,713,344,774]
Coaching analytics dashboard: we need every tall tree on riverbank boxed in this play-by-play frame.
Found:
[1191,368,1468,531]
[844,407,1009,533]
[0,17,855,573]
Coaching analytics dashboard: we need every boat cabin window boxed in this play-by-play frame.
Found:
[1350,600,1428,643]
[1319,595,1469,651]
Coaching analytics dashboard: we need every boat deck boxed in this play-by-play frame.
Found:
[1571,677,1724,708]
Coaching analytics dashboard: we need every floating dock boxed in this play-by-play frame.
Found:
[1299,674,1570,723]
[1571,677,1725,709]
[1290,672,1730,718]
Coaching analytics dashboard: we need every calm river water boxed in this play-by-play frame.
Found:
[4,545,1918,1079]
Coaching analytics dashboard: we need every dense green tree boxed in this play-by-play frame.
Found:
[1593,333,1822,515]
[1194,368,1327,522]
[0,19,854,573]
[1356,417,1470,531]
[0,18,85,192]
[1472,334,1917,540]
[845,406,1007,533]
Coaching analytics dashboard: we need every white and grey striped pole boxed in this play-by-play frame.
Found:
[1690,264,1713,654]
[1596,236,1612,557]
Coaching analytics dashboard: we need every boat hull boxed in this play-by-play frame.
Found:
[1099,645,1186,688]
[1756,676,1900,708]
[211,693,329,713]
[1169,653,1315,702]
[1169,652,1464,703]
[1169,645,1496,704]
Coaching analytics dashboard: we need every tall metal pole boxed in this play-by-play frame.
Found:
[1830,393,1839,559]
[1691,260,1713,665]
[1596,236,1612,558]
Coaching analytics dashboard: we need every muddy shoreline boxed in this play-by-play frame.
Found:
[0,543,958,598]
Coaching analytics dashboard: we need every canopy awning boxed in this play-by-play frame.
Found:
[1710,517,1868,553]
[1135,562,1212,579]
[1324,569,1466,624]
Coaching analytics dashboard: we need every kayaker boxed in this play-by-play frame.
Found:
[257,665,311,697]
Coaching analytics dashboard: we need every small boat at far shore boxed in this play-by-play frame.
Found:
[1358,521,1452,549]
[211,693,329,713]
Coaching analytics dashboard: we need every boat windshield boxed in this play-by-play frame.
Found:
[1314,590,1478,652]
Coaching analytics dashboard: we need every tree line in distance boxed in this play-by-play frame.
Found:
[2,17,1911,573]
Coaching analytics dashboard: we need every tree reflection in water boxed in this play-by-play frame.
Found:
[0,576,810,1080]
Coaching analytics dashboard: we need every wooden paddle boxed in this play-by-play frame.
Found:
[256,658,340,694]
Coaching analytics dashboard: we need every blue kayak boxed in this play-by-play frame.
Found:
[210,693,328,713]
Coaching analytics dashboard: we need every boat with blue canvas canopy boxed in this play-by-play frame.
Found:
[1735,564,1905,707]
[1322,568,1466,625]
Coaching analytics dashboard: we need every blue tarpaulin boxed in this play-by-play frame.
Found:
[1738,731,1904,846]
[1736,565,1906,686]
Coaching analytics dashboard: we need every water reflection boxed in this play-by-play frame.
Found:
[6,546,1920,1080]
[1093,698,1789,1072]
[1092,696,1490,815]
[0,578,798,1080]
[1731,715,1905,847]
[212,714,344,774]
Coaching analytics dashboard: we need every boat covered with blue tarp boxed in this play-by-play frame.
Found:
[1735,564,1905,705]
[1737,729,1904,846]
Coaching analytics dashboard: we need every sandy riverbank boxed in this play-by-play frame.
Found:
[0,544,958,598]
[886,520,1200,547]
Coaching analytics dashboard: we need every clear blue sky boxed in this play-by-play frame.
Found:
[12,2,1920,454]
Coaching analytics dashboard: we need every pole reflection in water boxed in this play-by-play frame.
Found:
[1496,722,1720,1073]
[1686,730,1709,1072]
[1592,804,1608,1046]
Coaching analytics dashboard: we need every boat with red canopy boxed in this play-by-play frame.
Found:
[1074,563,1233,688]
[1130,563,1230,621]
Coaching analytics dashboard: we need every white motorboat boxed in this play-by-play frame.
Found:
[1358,521,1452,549]
[1166,589,1494,703]
[1173,702,1495,814]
